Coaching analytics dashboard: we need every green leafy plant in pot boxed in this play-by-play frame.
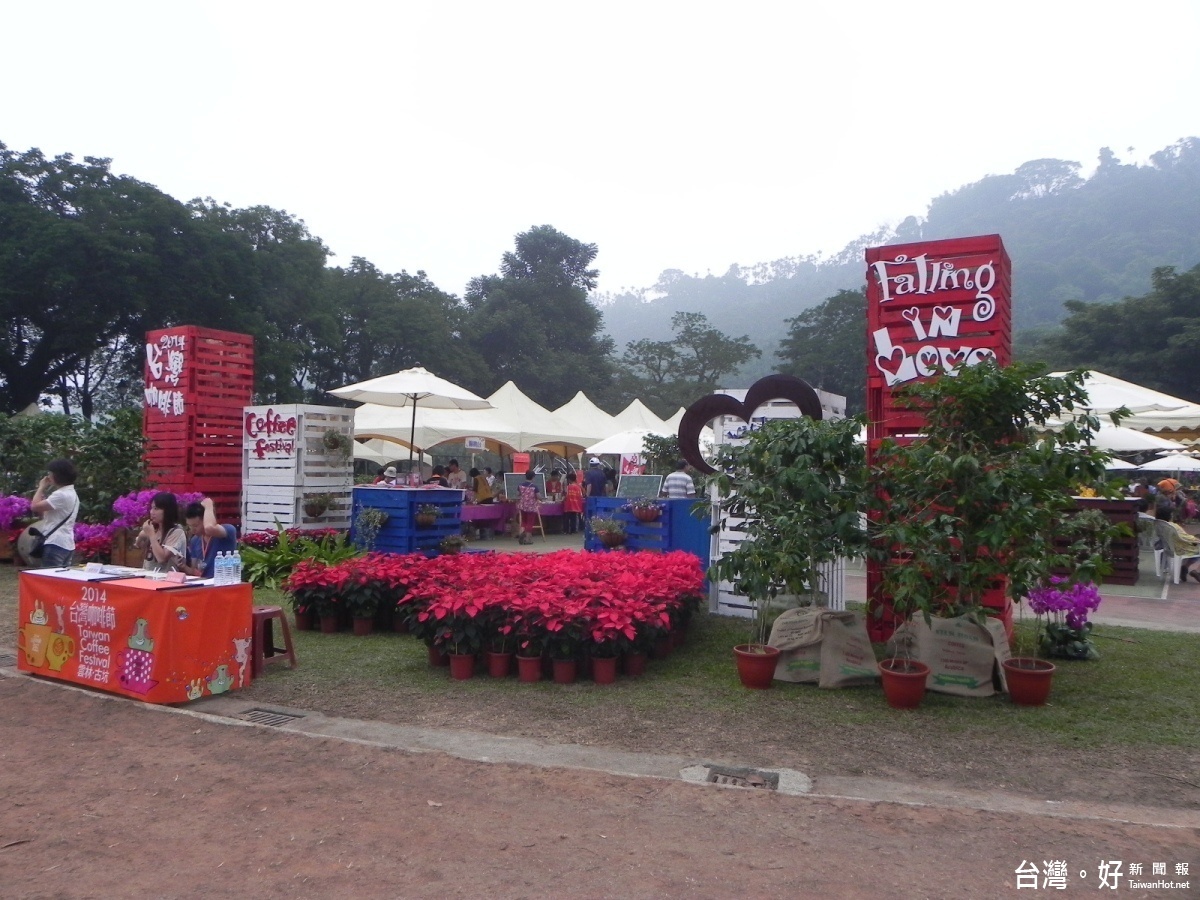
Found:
[353,506,389,551]
[708,415,869,689]
[868,361,1123,706]
[588,515,627,548]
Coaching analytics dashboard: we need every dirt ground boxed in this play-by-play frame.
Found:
[1,676,1197,899]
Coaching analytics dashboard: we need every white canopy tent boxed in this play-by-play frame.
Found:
[1085,423,1187,453]
[553,391,622,443]
[486,382,594,449]
[353,439,432,467]
[612,398,670,432]
[1121,404,1200,433]
[1052,370,1194,415]
[353,402,525,453]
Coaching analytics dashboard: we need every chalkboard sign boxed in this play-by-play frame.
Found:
[616,474,663,499]
[503,473,547,502]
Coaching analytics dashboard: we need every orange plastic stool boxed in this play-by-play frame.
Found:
[251,605,297,678]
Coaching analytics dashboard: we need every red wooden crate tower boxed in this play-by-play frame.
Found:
[143,326,255,524]
[864,235,1012,641]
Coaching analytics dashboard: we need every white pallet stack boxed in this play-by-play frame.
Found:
[241,404,354,534]
[708,487,846,617]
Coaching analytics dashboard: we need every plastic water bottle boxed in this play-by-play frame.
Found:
[231,547,242,584]
[215,551,229,585]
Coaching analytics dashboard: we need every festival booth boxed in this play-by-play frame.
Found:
[17,568,253,703]
[584,496,710,565]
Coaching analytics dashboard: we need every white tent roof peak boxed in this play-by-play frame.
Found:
[486,382,593,449]
[613,398,669,432]
[553,392,621,443]
[1050,370,1193,415]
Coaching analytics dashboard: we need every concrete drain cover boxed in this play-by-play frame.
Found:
[0,654,17,668]
[704,765,779,790]
[680,764,812,795]
[239,708,305,728]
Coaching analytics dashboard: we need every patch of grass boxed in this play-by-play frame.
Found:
[3,567,1197,754]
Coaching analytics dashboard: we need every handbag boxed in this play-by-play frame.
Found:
[25,498,78,559]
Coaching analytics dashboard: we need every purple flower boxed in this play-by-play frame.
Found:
[0,494,32,530]
[1027,578,1102,628]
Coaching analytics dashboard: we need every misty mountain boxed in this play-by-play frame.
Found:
[595,138,1200,382]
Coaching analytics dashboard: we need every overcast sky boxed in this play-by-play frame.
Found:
[5,2,1198,297]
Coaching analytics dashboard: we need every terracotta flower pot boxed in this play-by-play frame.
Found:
[597,532,626,548]
[551,658,577,684]
[733,644,780,689]
[516,654,542,682]
[416,514,437,528]
[591,656,618,685]
[319,614,340,634]
[293,609,313,631]
[633,507,661,523]
[623,652,648,678]
[486,651,513,678]
[878,658,930,709]
[1003,657,1056,706]
[352,616,374,636]
[448,653,476,680]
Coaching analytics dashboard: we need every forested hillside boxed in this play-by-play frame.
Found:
[597,138,1200,377]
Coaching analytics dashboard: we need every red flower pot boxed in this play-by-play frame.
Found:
[653,635,672,660]
[591,656,618,684]
[597,532,626,549]
[733,644,780,689]
[352,617,374,636]
[427,645,449,667]
[878,658,930,709]
[516,654,542,683]
[319,614,339,634]
[392,611,409,634]
[633,507,661,523]
[293,609,313,631]
[449,653,476,680]
[487,651,513,678]
[623,652,648,678]
[552,658,577,684]
[1003,658,1056,706]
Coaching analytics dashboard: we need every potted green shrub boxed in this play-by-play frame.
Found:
[708,415,868,689]
[438,534,466,555]
[322,428,353,461]
[353,506,389,550]
[415,503,440,528]
[588,515,626,548]
[869,361,1122,704]
[303,493,335,518]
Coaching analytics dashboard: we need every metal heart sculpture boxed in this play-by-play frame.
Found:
[678,374,824,475]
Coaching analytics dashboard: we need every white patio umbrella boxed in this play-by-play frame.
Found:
[329,367,492,468]
[1103,458,1138,471]
[1086,423,1187,453]
[585,427,714,457]
[1136,455,1200,472]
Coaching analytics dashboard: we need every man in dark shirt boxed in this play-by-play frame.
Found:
[584,457,608,498]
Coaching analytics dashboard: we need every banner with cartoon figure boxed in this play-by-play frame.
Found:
[17,571,253,703]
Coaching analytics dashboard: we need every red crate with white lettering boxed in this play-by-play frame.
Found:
[142,327,254,524]
[863,235,1012,640]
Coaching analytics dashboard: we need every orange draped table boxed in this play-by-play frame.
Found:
[16,569,254,703]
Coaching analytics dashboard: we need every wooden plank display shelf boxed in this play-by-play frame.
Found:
[143,326,255,525]
[584,497,710,569]
[350,486,464,555]
[1058,497,1140,586]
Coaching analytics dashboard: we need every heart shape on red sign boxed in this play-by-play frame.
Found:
[677,374,824,475]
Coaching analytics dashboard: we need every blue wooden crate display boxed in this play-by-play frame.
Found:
[350,486,464,555]
[583,497,710,568]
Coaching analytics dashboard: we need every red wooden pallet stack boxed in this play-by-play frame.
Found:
[864,235,1012,641]
[143,326,255,524]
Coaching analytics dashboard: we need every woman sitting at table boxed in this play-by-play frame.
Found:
[546,470,563,498]
[133,492,188,573]
[469,467,493,504]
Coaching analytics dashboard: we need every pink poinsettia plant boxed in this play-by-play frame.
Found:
[288,549,705,663]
